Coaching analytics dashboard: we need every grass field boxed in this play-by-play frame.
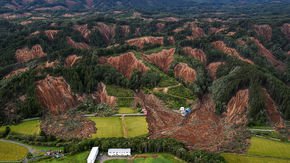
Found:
[89,117,123,138]
[107,85,134,97]
[89,116,148,138]
[248,137,290,159]
[222,153,290,163]
[105,153,185,163]
[118,107,138,114]
[125,117,148,137]
[38,151,89,163]
[0,117,148,139]
[223,136,290,163]
[0,141,28,161]
[0,120,40,135]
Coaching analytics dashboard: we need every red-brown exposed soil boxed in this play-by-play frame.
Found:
[15,44,46,63]
[187,27,205,40]
[66,37,90,49]
[95,22,116,44]
[120,25,130,37]
[209,27,226,35]
[212,41,254,64]
[73,24,91,40]
[65,54,82,67]
[4,67,29,79]
[254,25,272,41]
[251,38,286,71]
[35,75,78,115]
[207,62,225,80]
[281,23,290,40]
[182,47,207,63]
[99,52,148,78]
[37,60,59,69]
[91,82,117,107]
[142,48,175,73]
[174,63,197,84]
[262,89,286,130]
[126,36,164,49]
[167,36,175,45]
[44,30,59,40]
[135,89,251,152]
[156,23,165,32]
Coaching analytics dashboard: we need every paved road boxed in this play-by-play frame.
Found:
[249,129,274,132]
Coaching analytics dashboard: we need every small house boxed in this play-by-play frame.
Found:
[108,148,131,156]
[87,147,99,163]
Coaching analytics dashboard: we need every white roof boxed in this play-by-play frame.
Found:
[87,147,99,161]
[108,148,131,153]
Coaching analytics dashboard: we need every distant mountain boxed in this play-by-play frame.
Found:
[0,0,288,11]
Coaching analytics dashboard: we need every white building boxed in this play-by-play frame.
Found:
[108,148,131,156]
[87,147,99,163]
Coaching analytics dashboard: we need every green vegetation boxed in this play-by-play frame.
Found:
[222,153,290,163]
[0,120,40,135]
[107,85,134,97]
[105,153,185,163]
[117,98,134,107]
[248,137,290,159]
[223,136,290,163]
[125,117,148,137]
[0,141,28,161]
[89,116,148,138]
[89,117,123,138]
[38,151,89,163]
[167,85,194,99]
[118,107,138,114]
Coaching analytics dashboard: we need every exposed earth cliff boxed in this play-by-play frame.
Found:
[15,44,46,63]
[142,48,175,73]
[174,63,197,84]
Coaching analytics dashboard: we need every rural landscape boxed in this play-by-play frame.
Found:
[0,0,290,162]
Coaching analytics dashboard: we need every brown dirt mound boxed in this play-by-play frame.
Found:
[182,47,207,63]
[100,52,148,79]
[91,82,117,107]
[142,48,175,73]
[126,36,164,49]
[44,30,59,40]
[174,63,197,84]
[15,44,46,63]
[66,37,90,49]
[4,67,29,79]
[207,62,225,80]
[65,54,82,67]
[254,25,272,41]
[37,60,59,69]
[73,24,91,40]
[281,23,290,40]
[41,112,96,140]
[251,38,286,71]
[135,89,250,152]
[212,41,253,64]
[36,75,78,115]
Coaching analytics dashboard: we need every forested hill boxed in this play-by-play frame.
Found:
[0,0,289,12]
